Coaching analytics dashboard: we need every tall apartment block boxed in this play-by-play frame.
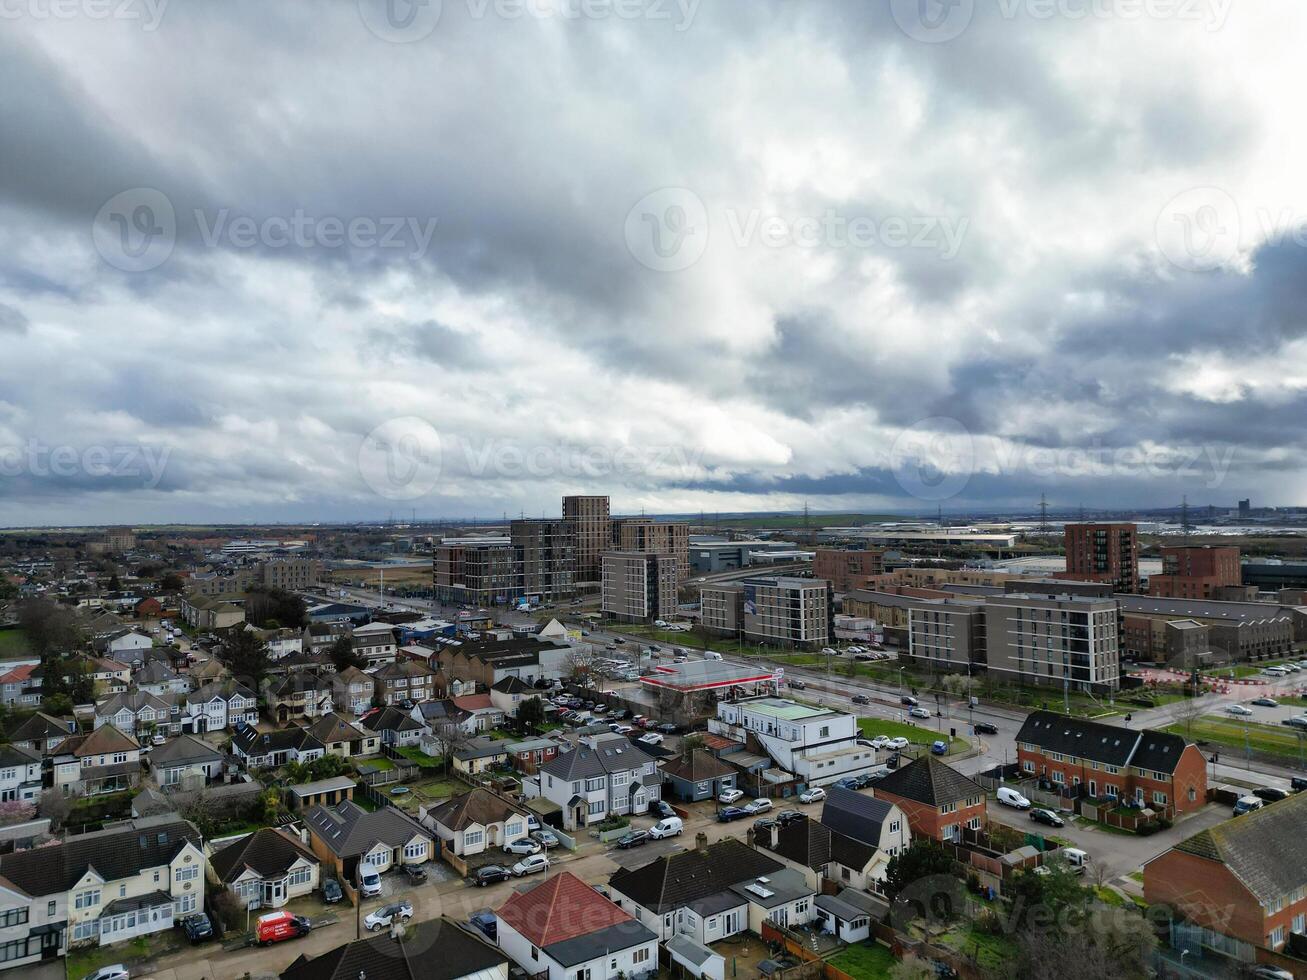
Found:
[812,548,886,593]
[600,551,678,624]
[1148,545,1241,599]
[905,597,987,674]
[700,576,833,649]
[562,495,612,586]
[1061,523,1140,593]
[511,519,577,600]
[611,517,690,580]
[433,538,518,606]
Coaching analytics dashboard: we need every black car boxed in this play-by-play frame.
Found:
[973,722,999,735]
[788,679,807,690]
[1292,777,1307,792]
[469,910,497,941]
[321,878,343,904]
[473,864,513,886]
[717,806,748,822]
[614,709,631,720]
[852,695,870,705]
[180,912,214,944]
[1029,808,1065,828]
[650,799,676,818]
[657,723,678,735]
[1253,786,1291,803]
[900,696,919,706]
[402,864,428,883]
[776,809,805,826]
[617,830,650,849]
[753,817,778,832]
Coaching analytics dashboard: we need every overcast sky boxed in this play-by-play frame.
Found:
[2,0,1306,526]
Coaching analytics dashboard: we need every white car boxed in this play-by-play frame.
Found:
[364,900,413,932]
[1226,704,1255,716]
[82,968,130,980]
[869,735,891,749]
[609,724,635,735]
[359,869,383,897]
[908,707,931,719]
[799,787,826,804]
[744,798,772,814]
[512,853,550,877]
[886,737,910,751]
[718,788,744,804]
[638,732,665,746]
[503,838,542,856]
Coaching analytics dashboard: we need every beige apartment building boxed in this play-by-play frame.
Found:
[601,551,678,624]
[563,495,612,585]
[511,519,577,599]
[700,576,833,649]
[611,518,690,580]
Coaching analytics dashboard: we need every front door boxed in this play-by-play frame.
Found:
[264,878,286,906]
[41,930,60,959]
[1089,780,1097,797]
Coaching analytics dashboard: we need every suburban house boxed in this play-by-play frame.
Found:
[5,711,76,756]
[452,737,510,776]
[279,916,509,980]
[1016,710,1208,815]
[607,835,789,944]
[147,735,225,788]
[231,723,326,769]
[94,690,179,737]
[0,743,42,803]
[536,733,662,830]
[372,659,437,706]
[821,786,912,865]
[303,621,351,655]
[872,757,987,843]
[757,809,902,895]
[1145,790,1307,963]
[182,680,259,733]
[489,675,537,717]
[248,626,303,660]
[659,749,737,802]
[451,693,505,733]
[814,887,882,944]
[304,800,434,885]
[132,661,189,696]
[425,787,530,857]
[265,671,336,723]
[497,871,659,980]
[51,724,143,797]
[431,636,569,689]
[350,621,398,665]
[0,814,205,957]
[359,706,427,747]
[505,736,560,775]
[306,713,380,758]
[209,827,320,910]
[102,630,153,662]
[711,697,882,787]
[180,595,245,630]
[412,698,475,737]
[0,663,41,708]
[74,656,131,695]
[331,665,374,716]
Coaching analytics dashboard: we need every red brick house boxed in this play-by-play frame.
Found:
[1015,711,1207,816]
[1145,792,1307,965]
[134,597,163,618]
[872,757,986,843]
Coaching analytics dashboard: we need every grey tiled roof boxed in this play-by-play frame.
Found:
[1172,792,1307,904]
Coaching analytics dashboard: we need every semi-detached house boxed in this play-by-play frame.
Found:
[537,733,661,831]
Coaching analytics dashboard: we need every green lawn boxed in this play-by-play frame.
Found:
[394,745,443,767]
[0,628,31,658]
[1163,715,1307,761]
[358,757,395,772]
[858,717,969,755]
[827,942,896,978]
[938,927,1018,972]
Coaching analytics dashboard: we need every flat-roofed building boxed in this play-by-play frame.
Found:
[700,576,832,649]
[433,538,518,606]
[905,596,987,674]
[1061,522,1140,593]
[1148,545,1241,599]
[600,551,677,624]
[611,517,689,580]
[511,519,576,600]
[813,549,886,593]
[985,593,1121,693]
[563,494,611,586]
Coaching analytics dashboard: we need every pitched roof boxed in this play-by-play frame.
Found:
[873,756,984,807]
[428,788,526,832]
[279,916,508,980]
[821,787,895,848]
[210,827,319,883]
[608,837,784,914]
[659,749,735,783]
[541,741,658,781]
[359,706,423,735]
[490,675,533,694]
[304,800,431,858]
[1170,791,1307,904]
[453,737,508,761]
[452,694,493,711]
[374,660,433,681]
[766,816,877,873]
[6,712,74,743]
[96,690,172,717]
[54,723,139,758]
[1016,710,1196,775]
[148,734,224,768]
[0,743,40,768]
[231,723,326,757]
[306,713,366,745]
[545,919,657,967]
[187,678,256,705]
[134,661,180,684]
[497,871,633,948]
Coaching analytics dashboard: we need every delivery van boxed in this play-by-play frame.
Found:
[997,787,1031,809]
[256,910,312,946]
[649,816,684,839]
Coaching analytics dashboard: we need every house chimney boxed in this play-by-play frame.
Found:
[695,831,709,856]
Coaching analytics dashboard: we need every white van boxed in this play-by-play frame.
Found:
[1060,848,1090,875]
[649,816,684,839]
[704,652,723,662]
[997,787,1031,809]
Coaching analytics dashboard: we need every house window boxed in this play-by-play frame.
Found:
[404,842,426,860]
[633,947,651,965]
[175,865,199,882]
[289,866,313,886]
[73,920,100,941]
[1152,792,1168,806]
[588,801,605,815]
[0,908,28,927]
[464,830,484,848]
[1269,926,1285,948]
[890,821,901,834]
[46,901,55,918]
[75,889,100,910]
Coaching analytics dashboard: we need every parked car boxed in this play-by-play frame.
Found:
[402,863,427,883]
[973,722,999,735]
[900,696,919,707]
[359,869,383,897]
[744,798,773,814]
[365,901,414,932]
[886,737,910,750]
[776,809,805,826]
[473,864,512,887]
[649,816,684,838]
[851,694,870,705]
[1029,808,1064,828]
[908,707,931,719]
[512,854,551,876]
[531,829,560,849]
[718,788,744,804]
[753,816,778,833]
[1292,777,1307,792]
[82,968,129,980]
[1281,716,1307,729]
[1250,966,1296,980]
[832,777,857,791]
[657,723,678,734]
[930,740,948,755]
[503,837,542,856]
[256,910,312,946]
[469,909,497,941]
[868,735,890,749]
[1252,697,1280,707]
[616,830,650,849]
[638,732,665,746]
[799,787,826,804]
[1253,786,1291,803]
[321,878,343,904]
[180,912,214,944]
[1226,704,1255,716]
[997,787,1031,809]
[650,799,676,818]
[1233,795,1264,816]
[717,806,748,822]
[151,733,166,746]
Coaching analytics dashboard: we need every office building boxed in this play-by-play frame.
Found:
[1148,545,1241,599]
[600,551,678,624]
[1061,523,1140,592]
[700,576,832,649]
[563,494,612,585]
[812,548,885,593]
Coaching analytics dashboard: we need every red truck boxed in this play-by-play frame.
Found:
[256,910,312,946]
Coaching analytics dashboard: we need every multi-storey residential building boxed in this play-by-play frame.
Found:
[812,549,886,593]
[870,757,987,844]
[1061,522,1140,592]
[433,538,518,606]
[984,593,1121,693]
[350,621,397,665]
[1148,545,1241,599]
[512,519,577,600]
[0,814,205,962]
[563,494,612,585]
[905,596,987,674]
[1145,792,1307,964]
[536,733,661,830]
[1016,710,1207,814]
[372,659,436,706]
[0,744,42,803]
[187,558,321,598]
[711,697,880,787]
[611,518,689,580]
[601,551,678,624]
[179,595,245,630]
[700,576,833,649]
[51,725,142,797]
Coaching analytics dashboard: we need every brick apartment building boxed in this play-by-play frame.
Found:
[600,551,678,624]
[1015,710,1207,815]
[813,549,886,593]
[1145,792,1307,965]
[1061,523,1140,593]
[871,757,987,843]
[563,494,612,585]
[1148,545,1242,599]
[432,537,518,606]
[611,517,690,581]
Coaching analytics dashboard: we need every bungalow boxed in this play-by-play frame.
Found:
[497,871,659,980]
[426,787,530,857]
[330,665,374,716]
[51,724,142,796]
[814,887,882,944]
[94,690,180,738]
[280,917,509,980]
[452,737,510,777]
[5,711,76,756]
[304,800,433,886]
[0,743,42,802]
[182,679,259,734]
[412,699,475,737]
[231,723,326,769]
[306,713,380,758]
[659,749,737,803]
[358,706,426,747]
[148,734,225,788]
[209,827,320,910]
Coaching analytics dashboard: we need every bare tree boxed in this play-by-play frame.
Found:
[37,788,75,830]
[429,720,473,777]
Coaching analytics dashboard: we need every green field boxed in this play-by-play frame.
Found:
[827,942,896,978]
[0,629,31,658]
[858,718,969,755]
[1163,716,1307,761]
